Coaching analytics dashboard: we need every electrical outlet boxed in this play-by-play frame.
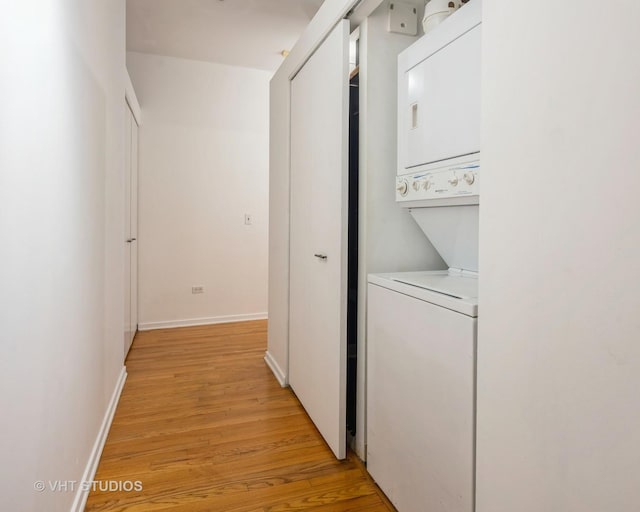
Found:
[192,286,204,294]
[244,213,253,225]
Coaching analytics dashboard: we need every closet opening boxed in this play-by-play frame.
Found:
[346,58,359,438]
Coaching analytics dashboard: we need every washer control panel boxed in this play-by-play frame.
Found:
[396,161,479,204]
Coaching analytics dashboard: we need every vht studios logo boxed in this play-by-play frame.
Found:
[34,480,143,492]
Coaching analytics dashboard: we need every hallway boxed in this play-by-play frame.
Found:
[85,321,393,511]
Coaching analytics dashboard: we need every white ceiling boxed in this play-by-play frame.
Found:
[127,0,325,72]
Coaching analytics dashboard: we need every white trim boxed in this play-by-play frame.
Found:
[278,0,358,82]
[349,0,384,27]
[264,351,288,387]
[125,70,142,126]
[70,367,127,512]
[138,313,268,331]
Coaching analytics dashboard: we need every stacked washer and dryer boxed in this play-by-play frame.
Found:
[366,1,481,511]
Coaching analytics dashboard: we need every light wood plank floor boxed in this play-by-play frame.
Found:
[85,320,394,511]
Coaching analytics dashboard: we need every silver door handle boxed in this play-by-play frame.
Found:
[314,253,327,260]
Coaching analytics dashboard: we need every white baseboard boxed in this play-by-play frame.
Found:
[138,312,268,331]
[264,350,288,387]
[70,366,127,512]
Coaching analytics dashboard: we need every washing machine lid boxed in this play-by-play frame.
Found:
[392,270,478,300]
[368,271,478,317]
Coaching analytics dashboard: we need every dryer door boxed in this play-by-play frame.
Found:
[401,22,482,171]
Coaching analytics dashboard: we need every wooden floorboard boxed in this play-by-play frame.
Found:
[85,320,394,511]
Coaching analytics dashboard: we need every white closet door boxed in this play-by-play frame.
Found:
[130,117,139,341]
[289,20,350,460]
[124,105,138,357]
[124,107,132,356]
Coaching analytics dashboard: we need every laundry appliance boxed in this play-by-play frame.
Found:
[366,1,481,511]
[366,210,478,512]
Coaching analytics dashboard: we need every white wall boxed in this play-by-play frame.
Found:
[0,1,126,511]
[477,2,640,511]
[355,0,444,457]
[127,52,270,330]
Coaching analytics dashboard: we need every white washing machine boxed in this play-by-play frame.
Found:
[367,268,477,512]
[367,206,478,512]
[367,204,479,512]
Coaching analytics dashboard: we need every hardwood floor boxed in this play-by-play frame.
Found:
[85,320,394,511]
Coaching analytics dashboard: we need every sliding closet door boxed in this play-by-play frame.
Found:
[289,20,350,460]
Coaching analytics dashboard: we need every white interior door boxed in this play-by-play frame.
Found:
[124,105,138,357]
[124,107,132,356]
[289,20,350,460]
[130,117,139,342]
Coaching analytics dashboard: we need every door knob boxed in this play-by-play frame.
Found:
[314,253,328,260]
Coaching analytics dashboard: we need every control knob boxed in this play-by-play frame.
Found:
[396,180,408,196]
[412,180,421,192]
[448,175,459,187]
[423,179,432,190]
[463,172,475,185]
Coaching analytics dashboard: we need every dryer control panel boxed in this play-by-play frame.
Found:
[396,160,479,206]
